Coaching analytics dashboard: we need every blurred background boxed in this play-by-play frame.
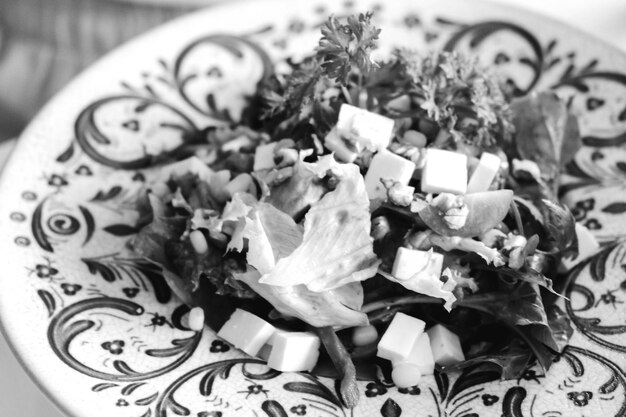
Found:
[0,0,625,415]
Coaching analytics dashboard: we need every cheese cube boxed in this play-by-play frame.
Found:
[392,247,444,281]
[254,143,277,171]
[560,223,600,271]
[365,150,416,200]
[377,312,425,362]
[266,331,321,372]
[421,149,468,195]
[337,103,394,150]
[426,324,465,366]
[467,152,501,193]
[217,309,276,356]
[324,128,358,163]
[402,333,435,376]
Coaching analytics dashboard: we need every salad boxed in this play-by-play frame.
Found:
[130,12,591,408]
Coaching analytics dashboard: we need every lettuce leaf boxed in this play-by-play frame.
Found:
[228,202,303,273]
[414,190,514,238]
[259,156,380,291]
[235,268,368,328]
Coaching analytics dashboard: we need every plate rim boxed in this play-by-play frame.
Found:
[1,0,626,416]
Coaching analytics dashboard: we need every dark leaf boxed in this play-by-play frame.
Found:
[601,202,626,214]
[104,224,139,236]
[546,305,574,352]
[617,161,626,173]
[496,267,557,295]
[458,283,567,371]
[511,92,581,194]
[442,349,532,380]
[538,199,578,257]
[380,398,402,417]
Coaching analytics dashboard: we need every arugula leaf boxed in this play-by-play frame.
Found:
[459,282,572,371]
[317,12,381,84]
[493,266,558,295]
[537,199,579,257]
[510,91,581,195]
[442,344,533,379]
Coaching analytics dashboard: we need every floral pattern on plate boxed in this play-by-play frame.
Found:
[1,0,626,416]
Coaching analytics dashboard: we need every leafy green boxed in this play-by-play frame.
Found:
[129,177,256,299]
[317,12,381,84]
[441,343,533,379]
[235,268,368,328]
[397,50,514,147]
[537,199,578,257]
[413,190,514,238]
[510,91,581,195]
[263,156,330,220]
[460,282,571,371]
[260,156,379,291]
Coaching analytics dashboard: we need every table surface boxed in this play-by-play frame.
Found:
[1,1,625,415]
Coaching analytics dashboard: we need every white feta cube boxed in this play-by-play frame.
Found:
[426,324,465,366]
[266,331,321,372]
[254,143,277,171]
[467,152,501,193]
[337,103,394,150]
[217,309,276,356]
[377,312,425,362]
[421,149,468,195]
[402,333,435,376]
[324,128,358,163]
[392,247,444,281]
[365,150,416,200]
[560,223,600,271]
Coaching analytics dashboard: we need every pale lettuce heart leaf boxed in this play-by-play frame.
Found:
[235,268,368,328]
[228,202,303,274]
[259,158,380,291]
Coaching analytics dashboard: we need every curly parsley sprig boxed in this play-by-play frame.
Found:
[317,12,381,85]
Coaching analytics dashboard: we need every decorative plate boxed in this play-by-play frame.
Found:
[1,1,625,416]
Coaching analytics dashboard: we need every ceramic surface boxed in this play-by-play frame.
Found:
[1,0,625,416]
